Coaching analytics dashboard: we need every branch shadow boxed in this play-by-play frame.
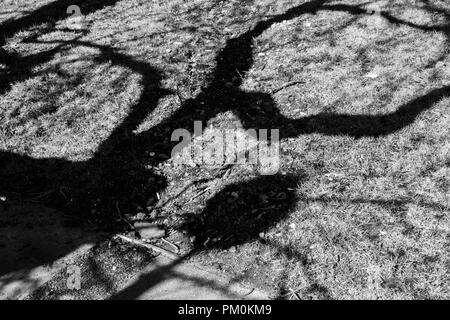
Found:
[1,0,449,298]
[0,0,122,94]
[108,0,450,299]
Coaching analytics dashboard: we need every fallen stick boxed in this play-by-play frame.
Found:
[115,201,134,229]
[161,238,180,253]
[271,80,304,95]
[192,187,211,200]
[280,286,303,300]
[114,234,181,260]
[153,177,212,210]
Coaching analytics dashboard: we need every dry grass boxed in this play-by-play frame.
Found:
[0,0,449,299]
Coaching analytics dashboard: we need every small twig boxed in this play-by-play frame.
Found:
[222,167,232,180]
[192,186,211,200]
[115,201,134,228]
[114,234,180,260]
[203,237,211,247]
[235,68,245,81]
[30,189,57,200]
[243,288,255,296]
[161,238,179,253]
[280,286,303,299]
[271,80,305,95]
[176,85,184,105]
[151,167,231,210]
[291,289,301,300]
[59,188,68,200]
[154,178,209,210]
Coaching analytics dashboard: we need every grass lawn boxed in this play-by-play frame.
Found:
[1,0,449,299]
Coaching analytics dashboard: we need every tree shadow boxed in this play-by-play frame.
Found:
[183,174,302,250]
[1,0,449,298]
[0,0,170,281]
[0,40,172,215]
[0,0,121,43]
[130,0,449,159]
[108,0,450,299]
[0,0,122,94]
[110,173,302,300]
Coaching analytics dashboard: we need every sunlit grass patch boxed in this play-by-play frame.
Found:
[0,0,449,299]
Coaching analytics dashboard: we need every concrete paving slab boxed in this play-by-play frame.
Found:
[110,255,269,300]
